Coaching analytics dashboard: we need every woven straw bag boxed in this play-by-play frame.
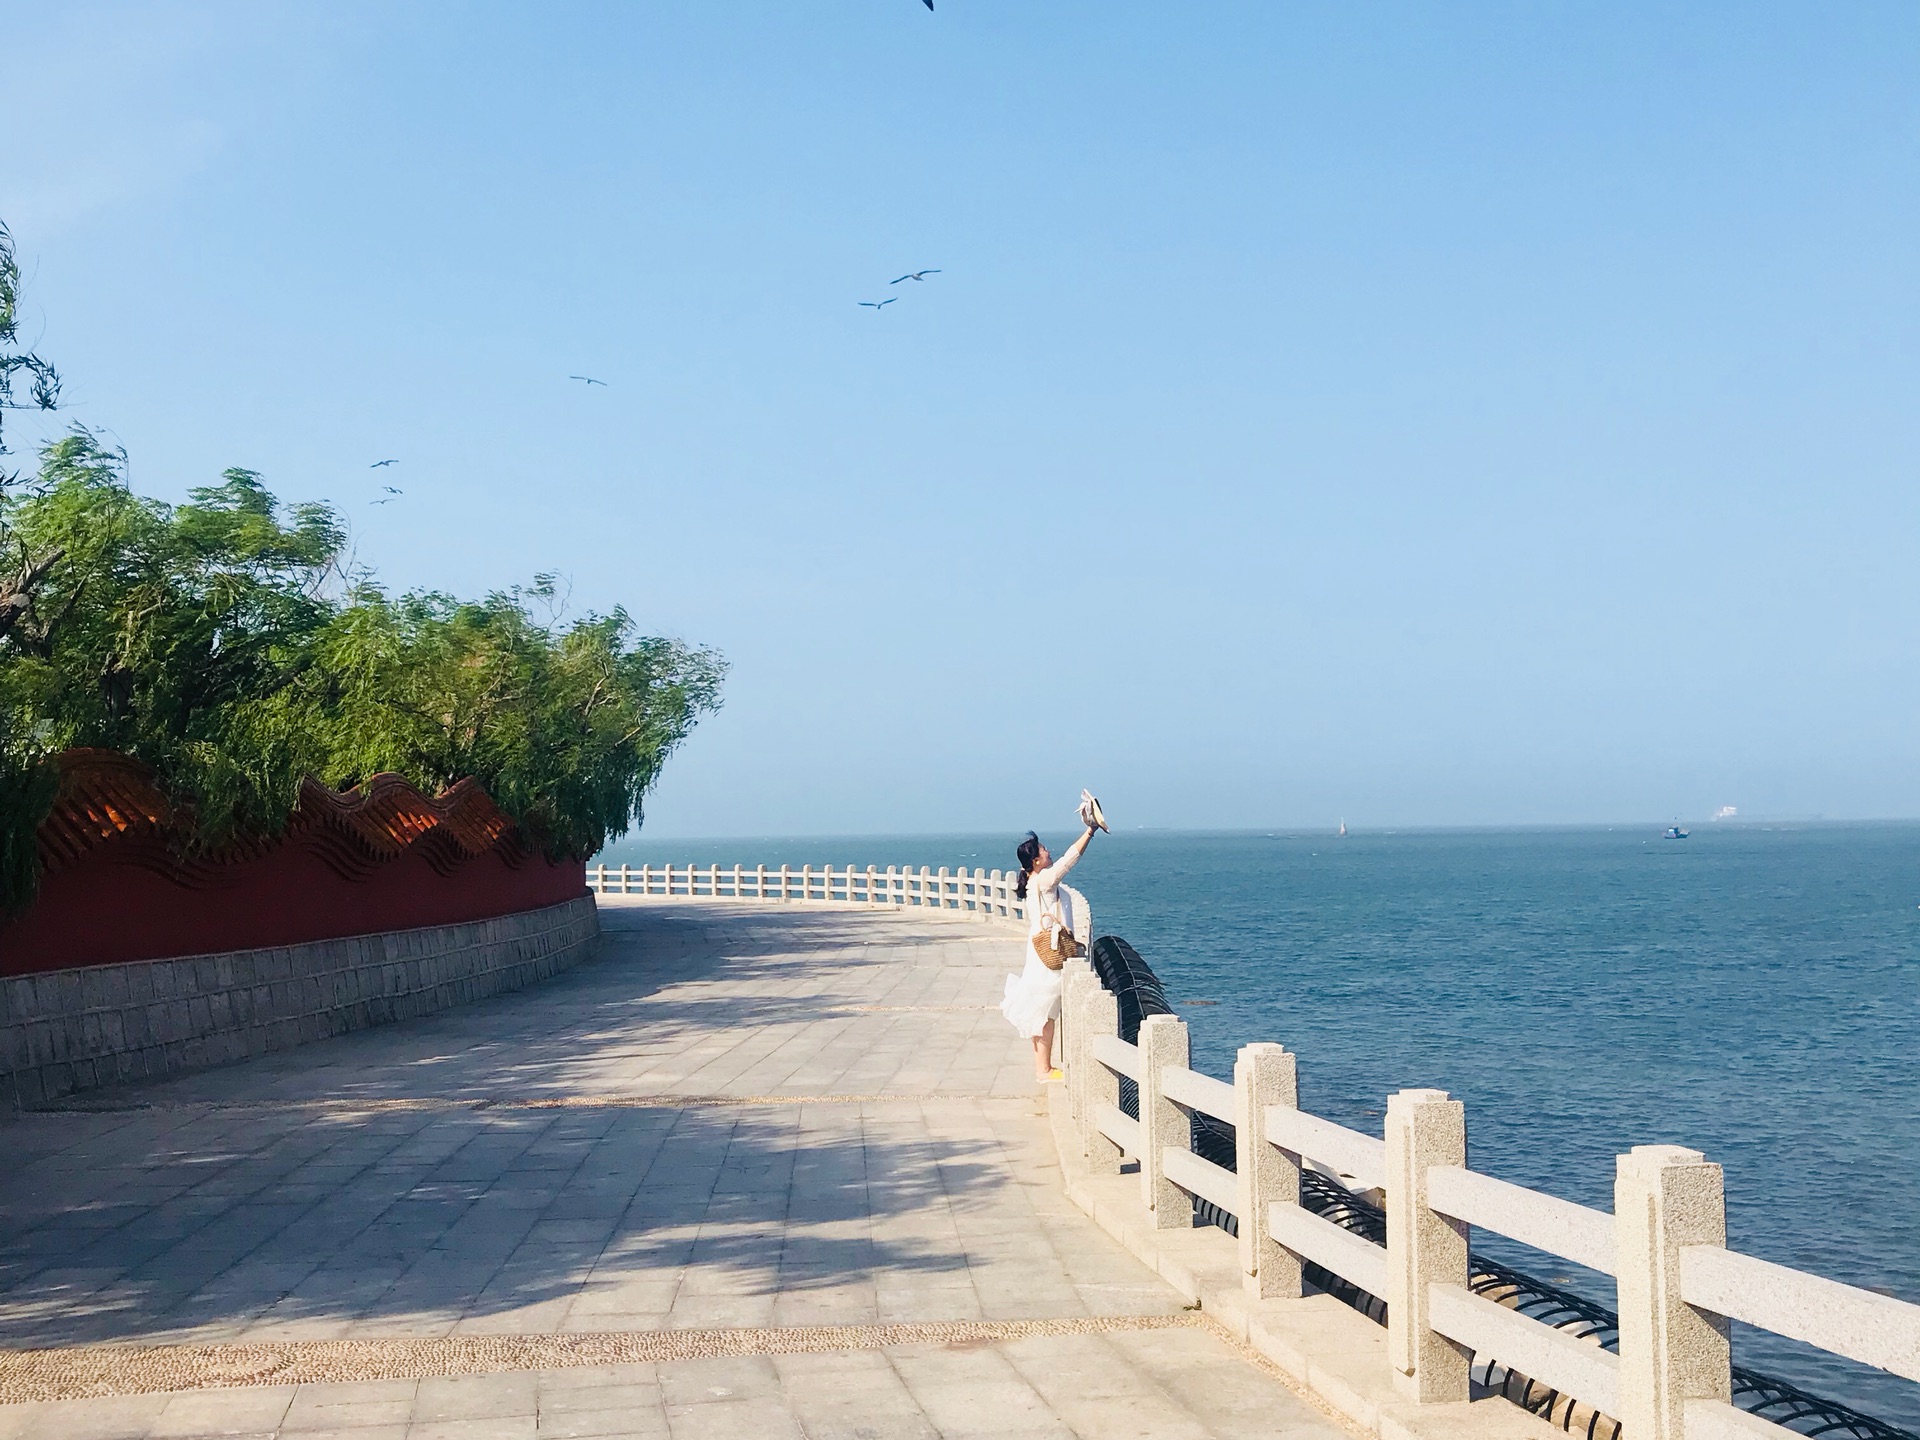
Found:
[1032,925,1082,971]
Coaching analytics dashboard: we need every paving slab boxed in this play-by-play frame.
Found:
[0,899,1350,1439]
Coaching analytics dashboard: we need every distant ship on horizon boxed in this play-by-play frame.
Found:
[1337,819,1348,838]
[1664,823,1689,840]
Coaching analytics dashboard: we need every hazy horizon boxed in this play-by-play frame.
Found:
[7,4,1917,836]
[596,814,1920,855]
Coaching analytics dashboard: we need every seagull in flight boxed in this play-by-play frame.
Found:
[859,298,897,312]
[569,375,608,386]
[381,485,402,495]
[370,497,397,506]
[370,459,397,468]
[891,270,941,284]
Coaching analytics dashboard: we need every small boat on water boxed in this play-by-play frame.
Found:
[1664,824,1689,840]
[1337,819,1348,838]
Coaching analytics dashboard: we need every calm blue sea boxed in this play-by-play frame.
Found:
[597,824,1920,1427]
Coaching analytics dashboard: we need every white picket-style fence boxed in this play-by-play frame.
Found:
[1057,959,1920,1440]
[588,861,1028,926]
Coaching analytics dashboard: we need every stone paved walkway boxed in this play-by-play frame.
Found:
[0,899,1349,1439]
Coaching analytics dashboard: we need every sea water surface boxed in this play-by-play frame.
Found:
[597,825,1920,1427]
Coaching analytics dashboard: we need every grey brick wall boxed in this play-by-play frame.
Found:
[0,894,600,1108]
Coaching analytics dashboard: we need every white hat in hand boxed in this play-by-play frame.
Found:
[1078,790,1109,832]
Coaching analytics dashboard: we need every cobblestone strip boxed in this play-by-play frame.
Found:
[0,1315,1205,1403]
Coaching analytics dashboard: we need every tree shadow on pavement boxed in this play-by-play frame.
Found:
[0,904,1039,1349]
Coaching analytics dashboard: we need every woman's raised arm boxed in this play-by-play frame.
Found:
[1033,825,1097,889]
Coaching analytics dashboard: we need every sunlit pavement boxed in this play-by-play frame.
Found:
[0,899,1346,1439]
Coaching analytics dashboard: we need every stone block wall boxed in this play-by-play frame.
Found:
[0,894,600,1107]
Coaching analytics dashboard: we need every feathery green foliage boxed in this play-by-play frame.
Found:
[0,431,722,913]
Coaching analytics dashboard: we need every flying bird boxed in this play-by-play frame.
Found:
[890,270,941,284]
[370,498,396,506]
[859,299,897,311]
[569,375,608,386]
[381,485,402,495]
[370,459,397,468]
[922,0,933,8]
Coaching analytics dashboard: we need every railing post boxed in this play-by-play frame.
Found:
[1235,1042,1303,1300]
[1616,1146,1731,1440]
[1084,981,1122,1175]
[1060,959,1087,1125]
[1385,1087,1471,1401]
[1137,1014,1191,1227]
[1061,958,1087,1124]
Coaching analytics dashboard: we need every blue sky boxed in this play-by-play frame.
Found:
[4,3,1917,835]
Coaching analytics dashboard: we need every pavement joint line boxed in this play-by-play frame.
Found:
[0,1315,1207,1403]
[30,1091,1020,1115]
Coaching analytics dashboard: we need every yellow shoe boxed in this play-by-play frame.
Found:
[1046,1068,1064,1082]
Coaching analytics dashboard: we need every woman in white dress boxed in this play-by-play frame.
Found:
[1000,824,1098,1081]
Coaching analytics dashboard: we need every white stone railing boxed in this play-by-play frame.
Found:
[1060,959,1920,1440]
[588,861,1028,927]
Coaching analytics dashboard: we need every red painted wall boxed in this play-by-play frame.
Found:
[0,840,586,975]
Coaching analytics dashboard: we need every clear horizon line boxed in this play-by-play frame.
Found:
[601,814,1919,848]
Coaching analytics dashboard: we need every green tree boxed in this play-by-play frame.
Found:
[308,583,723,860]
[2,434,347,853]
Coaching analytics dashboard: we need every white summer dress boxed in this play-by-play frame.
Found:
[999,851,1089,1039]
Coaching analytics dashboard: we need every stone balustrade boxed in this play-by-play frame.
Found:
[1058,956,1920,1440]
[589,861,1029,926]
